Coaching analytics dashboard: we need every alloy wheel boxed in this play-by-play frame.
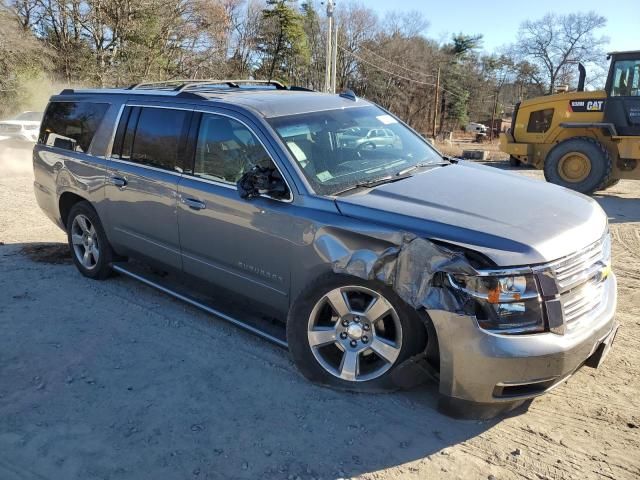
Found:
[307,286,403,382]
[71,214,100,270]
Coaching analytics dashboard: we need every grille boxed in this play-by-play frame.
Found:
[0,124,21,133]
[544,235,610,330]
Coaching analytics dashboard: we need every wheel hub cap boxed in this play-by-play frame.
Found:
[558,152,591,182]
[346,323,363,340]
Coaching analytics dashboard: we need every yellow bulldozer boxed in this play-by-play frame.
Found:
[500,50,640,194]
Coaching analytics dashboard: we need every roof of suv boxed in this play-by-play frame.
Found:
[56,86,371,118]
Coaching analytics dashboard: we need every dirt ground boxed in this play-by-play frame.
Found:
[1,145,638,480]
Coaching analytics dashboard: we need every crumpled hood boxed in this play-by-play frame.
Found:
[335,161,607,266]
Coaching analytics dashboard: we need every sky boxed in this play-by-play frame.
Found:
[362,0,637,54]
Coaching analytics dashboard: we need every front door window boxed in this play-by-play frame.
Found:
[194,114,274,184]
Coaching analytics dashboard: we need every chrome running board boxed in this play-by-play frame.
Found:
[112,263,288,348]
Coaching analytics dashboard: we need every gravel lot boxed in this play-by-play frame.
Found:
[1,146,639,480]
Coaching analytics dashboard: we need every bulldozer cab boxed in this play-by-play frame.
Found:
[604,51,640,136]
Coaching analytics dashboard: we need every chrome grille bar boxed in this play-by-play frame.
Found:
[547,234,609,329]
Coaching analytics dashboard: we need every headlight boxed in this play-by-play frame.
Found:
[448,273,544,334]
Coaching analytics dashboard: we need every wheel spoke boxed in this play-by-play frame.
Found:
[370,336,400,364]
[308,328,337,348]
[76,215,90,233]
[339,350,359,381]
[82,249,92,266]
[71,234,83,245]
[90,246,99,263]
[365,296,391,323]
[325,289,350,317]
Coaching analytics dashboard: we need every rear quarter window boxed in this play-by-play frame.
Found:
[39,102,109,153]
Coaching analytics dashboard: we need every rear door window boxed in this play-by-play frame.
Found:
[39,102,109,152]
[113,107,190,173]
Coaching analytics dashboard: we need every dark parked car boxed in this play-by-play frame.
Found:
[33,80,618,417]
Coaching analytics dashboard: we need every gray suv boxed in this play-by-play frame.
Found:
[33,80,618,417]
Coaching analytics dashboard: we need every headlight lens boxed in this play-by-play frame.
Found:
[448,273,544,334]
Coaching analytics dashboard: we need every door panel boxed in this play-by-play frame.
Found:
[605,56,640,136]
[178,179,292,311]
[177,111,294,312]
[104,105,192,269]
[104,163,182,269]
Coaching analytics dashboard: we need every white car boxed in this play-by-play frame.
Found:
[465,122,488,135]
[0,111,43,146]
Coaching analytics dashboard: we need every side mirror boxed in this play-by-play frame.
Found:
[237,165,289,200]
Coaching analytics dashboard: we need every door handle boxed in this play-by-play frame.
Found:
[109,175,128,188]
[181,196,206,210]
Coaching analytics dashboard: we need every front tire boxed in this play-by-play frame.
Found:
[543,137,612,194]
[66,201,114,279]
[287,275,426,392]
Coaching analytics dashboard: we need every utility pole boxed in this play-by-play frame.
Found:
[331,15,338,93]
[490,90,499,142]
[324,1,335,93]
[432,66,440,139]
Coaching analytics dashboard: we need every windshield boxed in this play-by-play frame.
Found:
[15,111,43,121]
[267,105,444,195]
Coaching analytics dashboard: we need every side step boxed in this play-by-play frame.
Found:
[111,262,288,348]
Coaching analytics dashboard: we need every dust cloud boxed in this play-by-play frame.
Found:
[0,146,33,177]
[1,76,80,178]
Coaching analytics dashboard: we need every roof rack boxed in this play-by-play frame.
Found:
[127,79,288,92]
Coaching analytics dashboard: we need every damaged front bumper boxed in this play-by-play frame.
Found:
[428,273,617,408]
[323,231,617,417]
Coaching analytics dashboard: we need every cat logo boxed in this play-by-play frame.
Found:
[587,100,604,111]
[569,99,605,112]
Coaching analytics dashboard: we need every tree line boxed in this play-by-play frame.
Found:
[0,0,609,135]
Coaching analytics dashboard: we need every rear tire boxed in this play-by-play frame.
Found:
[287,274,427,392]
[66,201,114,280]
[544,137,612,194]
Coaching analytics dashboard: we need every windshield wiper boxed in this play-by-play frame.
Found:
[333,173,413,196]
[397,159,450,176]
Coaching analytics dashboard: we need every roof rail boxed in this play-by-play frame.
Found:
[127,79,288,91]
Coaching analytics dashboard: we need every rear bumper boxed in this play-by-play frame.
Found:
[429,273,618,405]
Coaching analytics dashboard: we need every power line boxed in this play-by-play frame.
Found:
[338,45,469,101]
[353,43,437,79]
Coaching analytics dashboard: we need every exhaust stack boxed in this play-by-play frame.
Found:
[577,63,586,92]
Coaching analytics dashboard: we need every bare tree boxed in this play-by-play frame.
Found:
[515,11,608,93]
